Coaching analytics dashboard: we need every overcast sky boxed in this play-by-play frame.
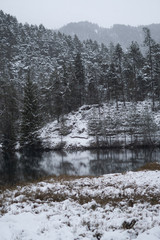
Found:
[1,0,160,29]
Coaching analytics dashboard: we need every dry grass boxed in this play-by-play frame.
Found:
[0,175,94,192]
[75,194,160,207]
[137,162,160,171]
[5,185,160,209]
[1,169,160,216]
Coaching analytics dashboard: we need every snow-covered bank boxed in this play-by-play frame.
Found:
[0,170,160,239]
[39,101,160,150]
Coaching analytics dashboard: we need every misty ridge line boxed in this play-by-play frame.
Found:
[2,9,160,48]
[59,21,159,31]
[58,21,160,49]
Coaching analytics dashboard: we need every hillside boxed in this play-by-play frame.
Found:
[1,10,160,152]
[59,21,160,49]
[39,101,160,150]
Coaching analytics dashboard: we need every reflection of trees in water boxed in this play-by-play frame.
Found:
[20,149,45,182]
[1,148,160,185]
[130,148,158,163]
[0,151,19,185]
[41,151,80,176]
[55,150,67,157]
[54,150,77,175]
[90,149,126,175]
[0,149,46,185]
[59,161,76,175]
[89,148,159,175]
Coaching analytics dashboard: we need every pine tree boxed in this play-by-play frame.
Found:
[143,27,156,109]
[1,79,18,184]
[113,43,125,106]
[74,52,85,107]
[153,43,160,103]
[50,69,63,122]
[65,63,78,111]
[127,41,144,102]
[0,77,18,151]
[2,116,16,154]
[20,72,41,150]
[87,64,99,105]
[107,63,119,108]
[61,63,73,114]
[87,77,99,105]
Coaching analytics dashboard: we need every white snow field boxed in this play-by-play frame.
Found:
[0,170,160,240]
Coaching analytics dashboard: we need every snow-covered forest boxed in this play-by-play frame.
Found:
[1,9,160,240]
[1,10,160,152]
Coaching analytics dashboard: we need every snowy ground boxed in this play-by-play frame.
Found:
[0,170,160,240]
[39,101,160,150]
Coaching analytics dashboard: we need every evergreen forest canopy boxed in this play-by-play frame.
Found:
[1,10,160,152]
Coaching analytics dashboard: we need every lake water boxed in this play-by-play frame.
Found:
[0,148,160,185]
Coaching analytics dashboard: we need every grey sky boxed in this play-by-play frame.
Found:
[1,0,160,29]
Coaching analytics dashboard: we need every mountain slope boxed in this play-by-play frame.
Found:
[59,21,160,48]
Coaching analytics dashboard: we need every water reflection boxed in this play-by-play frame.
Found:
[0,150,46,186]
[41,148,160,176]
[0,151,18,185]
[0,148,160,185]
[19,150,46,182]
[89,148,160,175]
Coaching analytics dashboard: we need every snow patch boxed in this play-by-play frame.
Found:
[39,101,160,150]
[0,171,160,240]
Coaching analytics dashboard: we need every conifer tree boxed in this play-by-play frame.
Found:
[20,72,41,150]
[127,41,144,102]
[153,43,160,103]
[113,43,125,106]
[1,77,18,153]
[143,27,156,109]
[1,79,18,184]
[48,68,63,122]
[74,52,85,107]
